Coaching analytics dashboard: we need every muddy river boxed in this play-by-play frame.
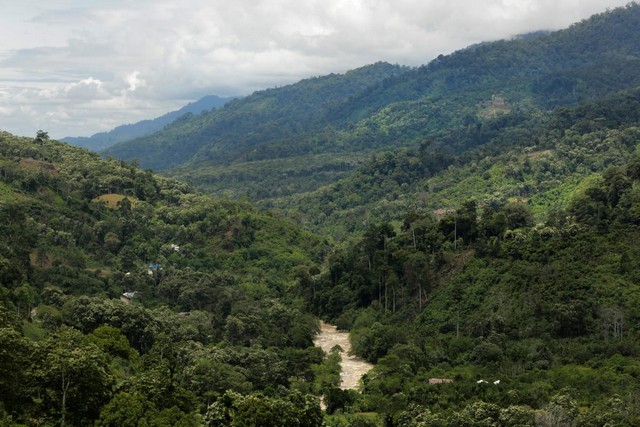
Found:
[314,321,374,390]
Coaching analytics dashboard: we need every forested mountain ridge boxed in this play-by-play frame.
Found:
[62,94,233,151]
[102,4,640,211]
[0,130,332,425]
[269,88,640,238]
[333,1,640,119]
[102,62,409,170]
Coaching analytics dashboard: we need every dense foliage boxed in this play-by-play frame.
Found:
[0,132,327,426]
[269,88,640,239]
[3,4,640,426]
[299,152,640,425]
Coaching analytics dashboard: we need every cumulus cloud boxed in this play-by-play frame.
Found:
[66,78,107,99]
[125,71,145,92]
[0,0,631,138]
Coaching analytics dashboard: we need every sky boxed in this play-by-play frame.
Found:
[0,0,632,139]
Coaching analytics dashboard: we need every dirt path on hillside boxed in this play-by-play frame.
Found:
[314,321,373,390]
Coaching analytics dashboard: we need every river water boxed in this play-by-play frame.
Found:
[314,321,374,390]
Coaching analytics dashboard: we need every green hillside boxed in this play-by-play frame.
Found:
[102,5,640,213]
[270,89,640,239]
[103,62,408,170]
[0,131,329,426]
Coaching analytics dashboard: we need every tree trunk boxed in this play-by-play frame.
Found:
[61,374,70,427]
[411,225,416,250]
[454,213,457,251]
[378,272,382,308]
[384,279,388,312]
[392,286,396,313]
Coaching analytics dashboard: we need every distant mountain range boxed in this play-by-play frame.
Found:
[102,63,409,169]
[100,4,640,236]
[61,94,233,151]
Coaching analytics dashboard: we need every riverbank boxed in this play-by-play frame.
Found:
[314,321,373,390]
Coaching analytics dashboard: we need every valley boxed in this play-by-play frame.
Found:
[2,4,640,426]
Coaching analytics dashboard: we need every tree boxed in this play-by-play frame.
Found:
[323,386,356,415]
[96,392,198,427]
[33,327,113,427]
[439,201,478,249]
[35,130,50,143]
[135,334,197,413]
[499,405,535,426]
[88,325,138,360]
[12,284,37,319]
[0,327,32,414]
[204,391,239,427]
[360,222,395,266]
[403,253,431,311]
[204,390,322,427]
[501,202,534,230]
[151,406,198,427]
[104,232,121,253]
[394,404,447,427]
[359,223,396,310]
[536,393,579,427]
[454,401,500,426]
[119,246,137,274]
[95,392,156,427]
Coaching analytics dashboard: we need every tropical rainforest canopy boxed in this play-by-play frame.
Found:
[3,4,640,426]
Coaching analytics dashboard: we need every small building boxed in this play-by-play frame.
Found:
[148,263,161,275]
[428,378,453,385]
[121,291,137,304]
